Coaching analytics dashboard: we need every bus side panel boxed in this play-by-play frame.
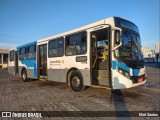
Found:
[47,56,91,86]
[18,59,37,79]
[79,69,91,86]
[47,68,91,86]
[8,66,15,75]
[8,61,15,75]
[62,56,91,86]
[47,69,66,82]
[27,69,37,79]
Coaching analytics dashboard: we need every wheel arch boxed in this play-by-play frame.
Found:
[66,67,79,86]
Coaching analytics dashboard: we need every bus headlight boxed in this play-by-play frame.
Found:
[117,67,130,78]
[124,71,130,78]
[118,68,123,74]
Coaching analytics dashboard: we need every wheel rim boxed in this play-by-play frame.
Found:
[72,76,80,87]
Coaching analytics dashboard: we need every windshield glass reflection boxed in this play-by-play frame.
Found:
[115,30,143,60]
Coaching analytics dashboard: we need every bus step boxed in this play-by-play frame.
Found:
[97,77,109,80]
[39,78,47,81]
[97,77,110,86]
[98,70,109,78]
[91,85,111,90]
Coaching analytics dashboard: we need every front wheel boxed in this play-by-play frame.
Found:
[70,70,84,92]
[22,69,28,82]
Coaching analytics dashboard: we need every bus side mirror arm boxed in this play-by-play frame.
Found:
[112,41,122,51]
[112,27,122,51]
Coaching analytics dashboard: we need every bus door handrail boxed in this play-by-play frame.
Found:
[112,42,122,51]
[92,55,98,68]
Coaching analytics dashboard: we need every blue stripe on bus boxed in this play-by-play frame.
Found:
[112,60,140,76]
[21,59,36,67]
[16,41,37,49]
[112,60,130,72]
[132,69,140,76]
[34,62,37,77]
[21,59,37,77]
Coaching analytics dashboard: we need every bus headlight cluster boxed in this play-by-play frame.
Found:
[124,71,130,78]
[117,67,130,78]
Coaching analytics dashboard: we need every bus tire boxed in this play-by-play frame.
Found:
[70,70,84,92]
[22,69,28,82]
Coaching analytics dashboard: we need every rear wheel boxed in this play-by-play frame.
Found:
[70,70,84,92]
[22,69,28,82]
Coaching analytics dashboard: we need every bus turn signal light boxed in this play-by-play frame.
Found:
[137,78,143,83]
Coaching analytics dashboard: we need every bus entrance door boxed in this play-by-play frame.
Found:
[39,44,47,78]
[90,27,111,87]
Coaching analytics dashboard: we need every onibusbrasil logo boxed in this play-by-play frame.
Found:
[1,112,42,118]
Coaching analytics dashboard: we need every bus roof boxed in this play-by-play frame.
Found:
[37,17,116,44]
[16,41,37,50]
[11,17,133,49]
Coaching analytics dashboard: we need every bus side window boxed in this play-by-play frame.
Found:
[48,38,64,57]
[19,47,26,60]
[65,31,87,56]
[27,45,36,59]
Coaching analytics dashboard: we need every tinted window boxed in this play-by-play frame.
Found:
[19,48,26,60]
[20,48,26,54]
[49,38,64,57]
[27,45,36,59]
[28,45,36,53]
[115,17,139,33]
[115,31,143,60]
[65,31,87,56]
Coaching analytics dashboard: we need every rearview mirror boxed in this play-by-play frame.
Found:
[115,30,120,44]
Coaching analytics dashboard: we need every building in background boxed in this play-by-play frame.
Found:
[142,42,160,64]
[155,42,160,66]
[142,47,155,58]
[155,42,160,53]
[0,49,9,69]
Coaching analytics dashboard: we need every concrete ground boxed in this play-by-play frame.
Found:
[0,63,159,120]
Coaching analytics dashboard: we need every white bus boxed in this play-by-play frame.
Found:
[8,17,146,91]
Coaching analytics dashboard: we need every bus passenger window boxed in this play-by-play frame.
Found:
[19,48,27,60]
[48,38,64,57]
[27,45,36,59]
[65,31,87,56]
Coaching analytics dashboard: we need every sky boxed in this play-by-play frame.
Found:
[0,0,159,49]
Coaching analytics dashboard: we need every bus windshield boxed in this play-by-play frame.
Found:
[115,30,143,61]
[114,18,143,61]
